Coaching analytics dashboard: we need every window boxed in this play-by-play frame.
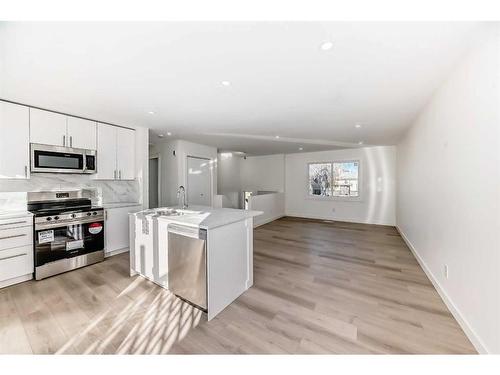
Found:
[308,161,359,198]
[308,163,332,197]
[332,161,359,197]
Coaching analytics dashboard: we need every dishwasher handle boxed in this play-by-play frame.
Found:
[167,224,206,240]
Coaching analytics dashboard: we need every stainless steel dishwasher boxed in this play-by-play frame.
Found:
[167,224,207,311]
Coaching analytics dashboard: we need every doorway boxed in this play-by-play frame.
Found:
[187,156,211,206]
[149,156,161,208]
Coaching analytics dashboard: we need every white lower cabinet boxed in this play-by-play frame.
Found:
[105,205,142,256]
[0,214,34,289]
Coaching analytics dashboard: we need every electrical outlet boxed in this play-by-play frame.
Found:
[444,264,449,279]
[331,207,336,213]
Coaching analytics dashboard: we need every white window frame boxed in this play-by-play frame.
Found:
[306,159,362,201]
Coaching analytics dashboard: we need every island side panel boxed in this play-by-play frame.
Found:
[207,217,253,320]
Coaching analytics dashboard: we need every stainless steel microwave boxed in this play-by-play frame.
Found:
[30,143,97,174]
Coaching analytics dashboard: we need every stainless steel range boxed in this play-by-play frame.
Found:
[28,190,105,280]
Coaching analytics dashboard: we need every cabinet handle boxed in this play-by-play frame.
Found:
[0,233,27,240]
[24,165,28,178]
[119,170,122,179]
[114,170,117,179]
[70,136,73,147]
[104,211,108,220]
[0,221,27,226]
[63,135,66,146]
[0,253,27,261]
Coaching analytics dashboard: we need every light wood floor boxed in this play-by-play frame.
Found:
[0,217,475,354]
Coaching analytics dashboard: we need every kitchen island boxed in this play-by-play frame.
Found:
[129,206,262,320]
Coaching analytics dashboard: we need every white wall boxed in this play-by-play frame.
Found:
[285,146,396,225]
[397,26,500,354]
[249,192,285,227]
[152,139,217,206]
[241,154,285,192]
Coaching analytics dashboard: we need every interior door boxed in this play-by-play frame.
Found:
[67,117,97,150]
[30,108,68,147]
[187,156,211,206]
[0,101,30,179]
[149,157,159,208]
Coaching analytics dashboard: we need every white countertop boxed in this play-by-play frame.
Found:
[0,210,33,219]
[101,202,142,209]
[134,205,262,230]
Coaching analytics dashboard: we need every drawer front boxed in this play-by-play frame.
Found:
[0,225,33,251]
[0,216,32,230]
[0,245,34,282]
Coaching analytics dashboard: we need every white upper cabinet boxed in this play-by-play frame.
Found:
[96,123,118,180]
[30,108,97,150]
[67,117,97,150]
[116,127,135,180]
[0,102,30,179]
[95,123,135,180]
[30,108,67,147]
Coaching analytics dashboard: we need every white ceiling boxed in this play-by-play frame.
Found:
[0,22,485,155]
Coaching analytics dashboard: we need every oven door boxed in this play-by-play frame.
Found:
[34,220,104,267]
[31,143,85,174]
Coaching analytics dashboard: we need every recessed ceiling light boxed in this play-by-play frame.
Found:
[275,135,280,139]
[358,141,364,145]
[148,111,155,115]
[320,41,334,51]
[167,132,172,136]
[299,147,303,151]
[355,123,362,128]
[158,134,164,138]
[221,81,231,86]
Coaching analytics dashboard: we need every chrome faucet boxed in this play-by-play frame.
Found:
[177,185,187,209]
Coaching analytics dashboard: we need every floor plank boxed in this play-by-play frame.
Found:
[0,217,476,354]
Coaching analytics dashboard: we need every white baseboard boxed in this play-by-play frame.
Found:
[253,214,285,228]
[396,226,489,354]
[285,212,395,226]
[105,247,129,258]
[0,273,32,289]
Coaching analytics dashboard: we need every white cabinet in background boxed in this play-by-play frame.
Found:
[0,102,30,179]
[116,127,135,180]
[29,108,67,147]
[96,123,117,179]
[95,123,135,180]
[104,205,142,256]
[67,117,97,149]
[30,108,97,150]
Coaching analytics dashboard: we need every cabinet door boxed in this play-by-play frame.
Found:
[29,108,67,146]
[0,102,30,179]
[116,127,135,180]
[95,123,117,180]
[67,117,97,150]
[105,205,142,254]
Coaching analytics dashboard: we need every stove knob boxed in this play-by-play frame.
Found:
[93,212,97,216]
[54,216,59,220]
[87,212,92,216]
[71,213,76,218]
[46,217,52,221]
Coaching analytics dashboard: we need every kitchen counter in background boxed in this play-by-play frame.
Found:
[101,202,142,209]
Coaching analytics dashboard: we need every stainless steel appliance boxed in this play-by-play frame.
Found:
[30,143,96,174]
[167,224,207,311]
[28,190,104,280]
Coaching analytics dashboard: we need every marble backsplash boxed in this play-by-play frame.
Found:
[0,173,139,204]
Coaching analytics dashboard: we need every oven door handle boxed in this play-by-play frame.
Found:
[35,218,104,230]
